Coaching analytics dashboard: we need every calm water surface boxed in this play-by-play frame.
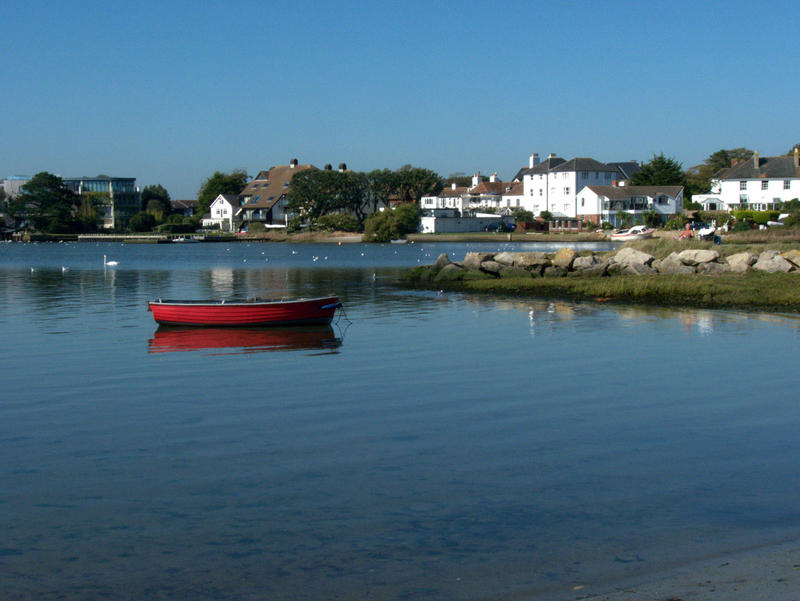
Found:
[2,241,799,600]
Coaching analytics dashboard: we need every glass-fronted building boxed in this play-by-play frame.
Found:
[63,177,140,229]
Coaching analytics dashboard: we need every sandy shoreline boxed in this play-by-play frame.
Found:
[580,538,800,601]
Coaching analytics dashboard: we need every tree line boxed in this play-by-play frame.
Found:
[5,144,798,234]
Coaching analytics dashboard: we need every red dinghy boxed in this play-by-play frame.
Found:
[147,296,341,327]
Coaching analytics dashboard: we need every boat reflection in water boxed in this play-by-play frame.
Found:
[149,325,342,355]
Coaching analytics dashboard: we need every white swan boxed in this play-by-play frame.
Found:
[104,254,118,267]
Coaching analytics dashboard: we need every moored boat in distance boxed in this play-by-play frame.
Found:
[147,296,342,327]
[609,225,655,241]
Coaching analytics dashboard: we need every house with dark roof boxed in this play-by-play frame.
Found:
[238,159,317,227]
[693,149,800,211]
[520,155,619,218]
[171,199,198,216]
[577,185,683,227]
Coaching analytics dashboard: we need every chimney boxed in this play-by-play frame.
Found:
[338,163,347,172]
[753,150,759,168]
[548,153,555,159]
[471,172,480,188]
[290,158,298,168]
[489,172,497,183]
[529,153,540,168]
[794,147,799,168]
[451,182,457,190]
[324,164,332,170]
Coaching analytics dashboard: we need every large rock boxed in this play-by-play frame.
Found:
[654,253,696,274]
[512,252,551,270]
[753,250,794,273]
[480,260,503,275]
[572,255,600,270]
[463,252,495,271]
[581,262,610,277]
[726,252,757,273]
[434,264,465,281]
[782,250,800,268]
[697,261,730,275]
[613,247,654,266]
[677,249,720,265]
[431,253,452,274]
[493,252,516,266]
[552,248,576,270]
[622,262,657,275]
[543,265,568,277]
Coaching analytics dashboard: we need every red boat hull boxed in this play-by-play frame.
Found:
[148,296,341,327]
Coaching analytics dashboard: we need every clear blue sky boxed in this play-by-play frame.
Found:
[2,0,798,199]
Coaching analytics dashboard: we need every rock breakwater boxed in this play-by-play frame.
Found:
[414,248,800,282]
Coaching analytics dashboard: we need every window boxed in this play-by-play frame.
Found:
[761,181,769,190]
[580,198,585,207]
[564,187,570,195]
[740,194,748,202]
[582,172,589,178]
[740,181,747,190]
[784,180,791,190]
[539,189,543,196]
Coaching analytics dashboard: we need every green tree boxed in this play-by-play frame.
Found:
[287,170,370,226]
[363,211,398,242]
[630,154,686,186]
[141,184,171,218]
[686,148,753,196]
[20,172,79,231]
[128,211,156,232]
[512,208,534,222]
[393,167,443,203]
[393,202,421,235]
[366,169,397,214]
[197,170,248,216]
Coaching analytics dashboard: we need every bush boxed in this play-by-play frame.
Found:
[664,214,688,230]
[287,216,303,233]
[315,213,361,232]
[128,211,156,232]
[512,208,535,222]
[363,211,397,243]
[731,210,780,225]
[393,203,421,235]
[731,220,752,232]
[247,222,267,234]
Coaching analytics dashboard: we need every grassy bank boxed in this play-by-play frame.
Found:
[404,270,800,312]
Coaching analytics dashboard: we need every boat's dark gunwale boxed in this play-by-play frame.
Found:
[149,296,335,307]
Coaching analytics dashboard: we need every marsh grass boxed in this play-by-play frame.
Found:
[407,271,800,312]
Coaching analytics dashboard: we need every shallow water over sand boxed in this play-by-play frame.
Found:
[2,241,800,600]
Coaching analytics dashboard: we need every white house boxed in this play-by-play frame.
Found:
[692,149,800,211]
[202,194,241,231]
[518,155,621,218]
[576,185,683,226]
